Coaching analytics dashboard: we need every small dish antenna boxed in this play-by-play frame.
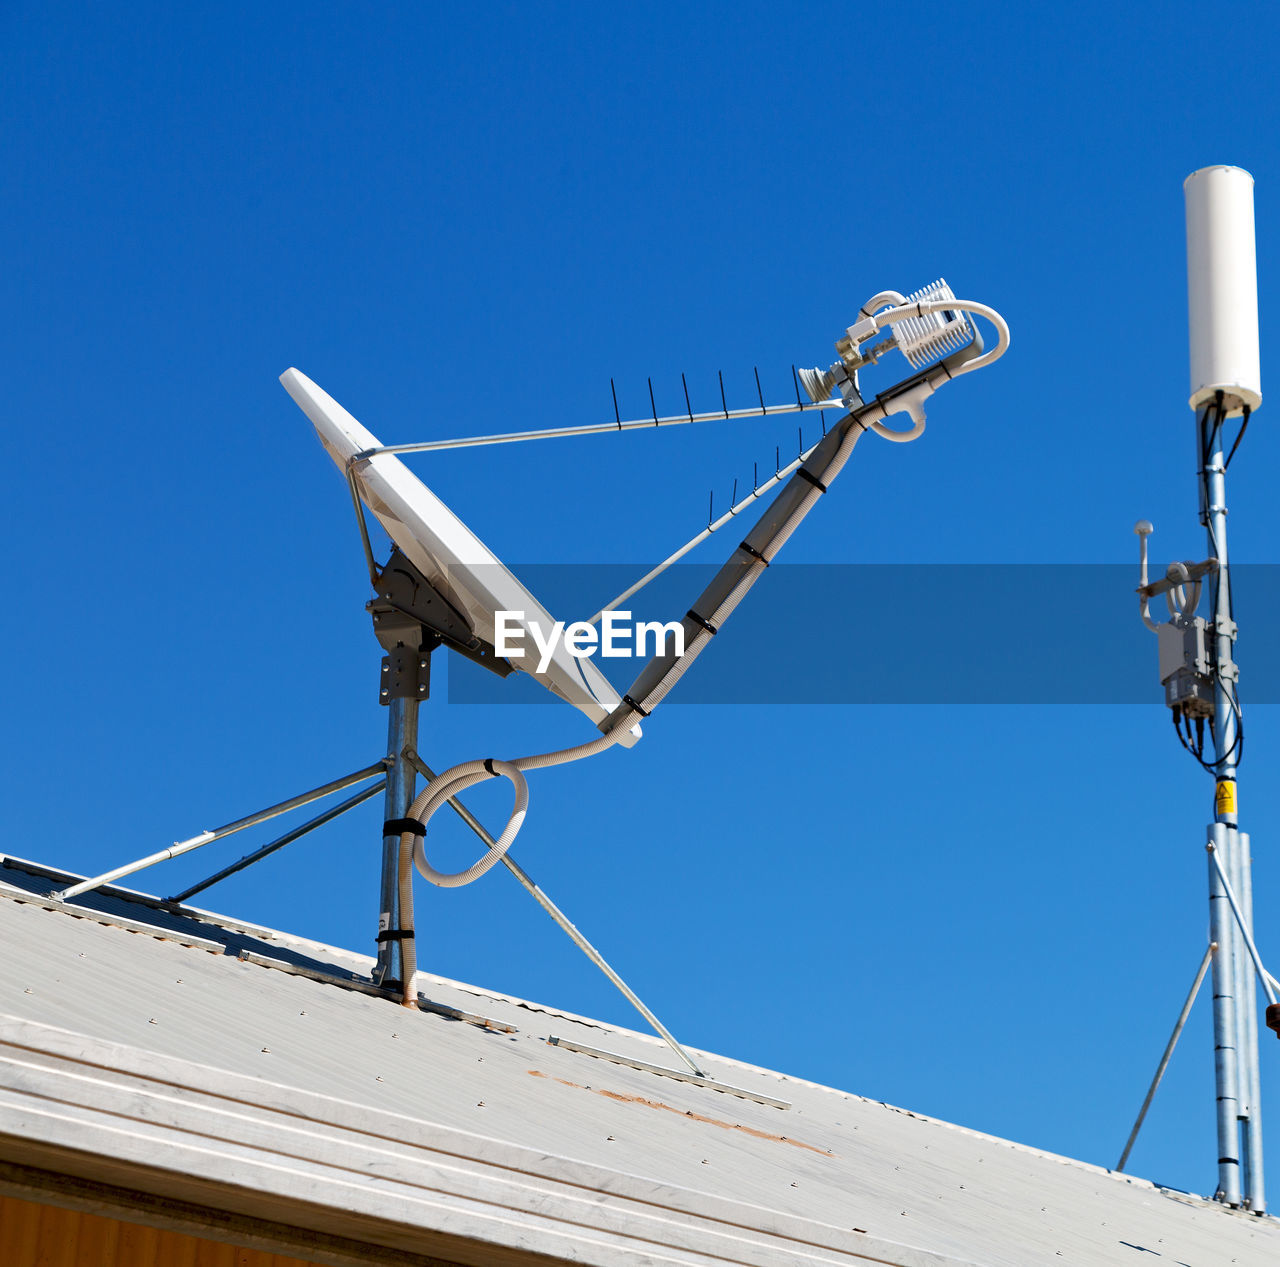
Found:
[281,368,642,746]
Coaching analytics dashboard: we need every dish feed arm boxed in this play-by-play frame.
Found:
[603,343,986,732]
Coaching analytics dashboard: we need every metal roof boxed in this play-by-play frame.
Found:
[0,853,1275,1267]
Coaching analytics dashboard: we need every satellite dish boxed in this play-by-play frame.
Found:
[280,368,641,747]
[53,288,1009,1070]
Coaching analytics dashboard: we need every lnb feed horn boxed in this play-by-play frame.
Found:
[798,279,987,409]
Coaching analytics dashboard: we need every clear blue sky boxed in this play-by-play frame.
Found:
[4,0,1280,1201]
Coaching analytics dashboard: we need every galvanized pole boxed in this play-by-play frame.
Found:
[1239,831,1266,1206]
[1199,402,1262,1210]
[1207,823,1242,1207]
[1184,165,1264,1212]
[375,695,418,988]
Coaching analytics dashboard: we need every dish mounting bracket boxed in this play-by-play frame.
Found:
[368,547,513,690]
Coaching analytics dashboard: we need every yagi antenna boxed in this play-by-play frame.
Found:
[49,281,1009,1077]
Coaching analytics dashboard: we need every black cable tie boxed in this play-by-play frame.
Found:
[484,758,499,776]
[738,540,769,564]
[1225,404,1252,470]
[686,609,718,635]
[384,818,425,837]
[622,694,651,717]
[796,467,828,493]
[376,929,416,942]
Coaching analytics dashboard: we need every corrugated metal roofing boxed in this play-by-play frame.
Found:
[0,853,1275,1266]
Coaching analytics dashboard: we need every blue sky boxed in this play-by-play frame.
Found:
[4,1,1280,1202]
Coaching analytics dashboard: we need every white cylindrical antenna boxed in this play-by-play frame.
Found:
[1185,165,1261,417]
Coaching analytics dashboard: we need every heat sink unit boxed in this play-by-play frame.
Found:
[890,279,973,369]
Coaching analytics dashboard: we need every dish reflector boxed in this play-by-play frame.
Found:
[281,369,641,747]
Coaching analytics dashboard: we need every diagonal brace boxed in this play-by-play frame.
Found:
[1208,842,1279,1006]
[401,745,704,1076]
[166,779,388,905]
[53,761,390,903]
[1116,942,1215,1172]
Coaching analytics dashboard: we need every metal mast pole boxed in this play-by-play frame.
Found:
[1239,829,1265,1206]
[1199,400,1255,1208]
[375,694,418,988]
[1184,164,1264,1211]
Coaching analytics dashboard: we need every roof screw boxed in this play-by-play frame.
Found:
[261,1046,270,1053]
[606,1135,615,1141]
[476,1101,485,1107]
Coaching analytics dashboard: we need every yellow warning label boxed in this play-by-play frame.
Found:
[1216,780,1238,816]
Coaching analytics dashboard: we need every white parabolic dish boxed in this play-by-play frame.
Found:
[281,369,641,748]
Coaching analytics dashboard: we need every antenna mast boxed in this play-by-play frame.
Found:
[1187,165,1265,1211]
[1133,166,1269,1210]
